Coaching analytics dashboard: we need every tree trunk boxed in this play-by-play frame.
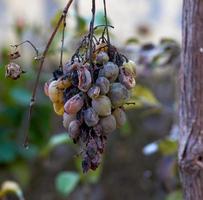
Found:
[179,0,203,199]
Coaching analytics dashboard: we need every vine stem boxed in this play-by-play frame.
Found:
[88,0,96,66]
[59,15,67,70]
[24,0,74,148]
[103,0,110,46]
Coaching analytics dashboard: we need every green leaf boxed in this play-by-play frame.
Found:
[85,166,102,184]
[120,121,132,136]
[10,87,31,105]
[95,11,111,25]
[125,37,140,45]
[125,85,160,110]
[76,16,87,34]
[51,11,63,31]
[9,161,31,187]
[166,190,183,200]
[55,171,80,197]
[49,133,71,147]
[40,133,71,157]
[0,142,17,163]
[158,139,178,155]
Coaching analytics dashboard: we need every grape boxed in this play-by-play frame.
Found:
[108,83,129,108]
[96,51,109,65]
[44,82,50,96]
[96,77,110,94]
[103,62,119,82]
[87,86,100,99]
[64,93,84,114]
[77,66,92,92]
[119,66,136,89]
[84,107,99,127]
[5,62,23,80]
[53,102,64,116]
[99,115,117,135]
[123,60,136,77]
[113,108,127,128]
[48,80,64,103]
[63,113,76,129]
[92,95,111,116]
[68,120,81,140]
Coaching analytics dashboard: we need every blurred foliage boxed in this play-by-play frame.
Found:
[55,171,80,197]
[124,84,160,110]
[0,181,24,200]
[165,190,183,200]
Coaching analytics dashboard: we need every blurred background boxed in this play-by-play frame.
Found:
[0,0,182,200]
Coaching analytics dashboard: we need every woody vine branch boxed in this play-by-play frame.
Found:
[24,0,74,147]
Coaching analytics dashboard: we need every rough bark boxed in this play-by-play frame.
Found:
[179,0,203,199]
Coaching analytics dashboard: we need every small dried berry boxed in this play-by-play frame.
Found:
[87,138,97,159]
[82,155,91,173]
[91,153,102,170]
[5,63,24,80]
[93,124,103,136]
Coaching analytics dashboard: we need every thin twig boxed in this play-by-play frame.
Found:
[10,40,39,58]
[94,24,114,30]
[24,0,74,148]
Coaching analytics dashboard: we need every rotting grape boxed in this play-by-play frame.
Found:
[63,112,76,129]
[108,82,129,108]
[64,93,84,114]
[113,108,127,128]
[103,62,119,82]
[99,115,117,135]
[96,77,110,95]
[87,86,100,99]
[5,62,24,80]
[96,51,109,65]
[68,120,81,140]
[44,31,136,173]
[92,95,111,117]
[84,107,99,127]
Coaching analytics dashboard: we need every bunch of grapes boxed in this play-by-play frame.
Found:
[44,39,136,172]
